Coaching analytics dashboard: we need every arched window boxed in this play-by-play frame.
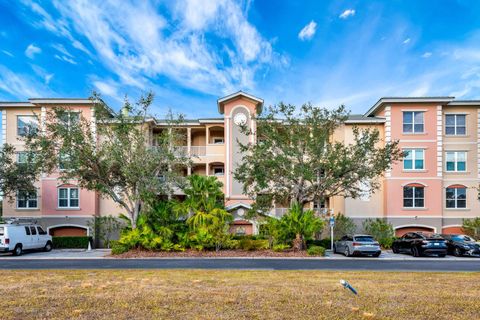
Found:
[403,183,425,208]
[446,185,466,209]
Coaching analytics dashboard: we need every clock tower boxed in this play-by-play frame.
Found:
[217,91,263,206]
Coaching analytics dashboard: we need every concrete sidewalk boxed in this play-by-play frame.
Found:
[0,249,112,259]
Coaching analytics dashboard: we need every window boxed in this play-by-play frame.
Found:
[58,152,74,170]
[403,185,424,208]
[60,112,80,129]
[445,114,466,135]
[213,167,224,176]
[403,149,424,170]
[17,152,27,164]
[446,186,466,209]
[37,226,47,235]
[17,190,38,209]
[17,116,38,136]
[445,151,466,172]
[213,138,224,144]
[403,111,424,133]
[24,226,31,235]
[30,226,37,235]
[58,187,79,208]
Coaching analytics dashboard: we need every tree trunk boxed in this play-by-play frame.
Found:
[293,233,304,251]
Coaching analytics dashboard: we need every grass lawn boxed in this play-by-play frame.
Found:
[0,270,478,319]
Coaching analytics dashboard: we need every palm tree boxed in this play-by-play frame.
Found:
[280,202,324,250]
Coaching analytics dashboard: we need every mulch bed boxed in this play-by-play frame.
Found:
[113,249,314,258]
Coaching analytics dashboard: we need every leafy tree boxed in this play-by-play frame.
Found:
[363,218,395,248]
[18,92,190,229]
[333,213,357,240]
[279,202,324,250]
[234,103,402,212]
[0,144,39,198]
[88,215,123,248]
[175,175,233,251]
[462,218,480,240]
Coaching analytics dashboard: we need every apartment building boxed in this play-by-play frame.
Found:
[1,92,479,237]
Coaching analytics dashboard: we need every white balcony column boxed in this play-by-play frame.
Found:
[187,127,191,155]
[205,163,209,176]
[206,126,209,145]
[187,165,191,176]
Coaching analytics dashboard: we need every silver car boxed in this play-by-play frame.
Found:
[334,234,381,257]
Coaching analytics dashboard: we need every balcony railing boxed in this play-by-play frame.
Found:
[269,208,330,218]
[190,146,206,156]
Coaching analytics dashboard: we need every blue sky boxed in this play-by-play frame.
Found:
[1,0,480,119]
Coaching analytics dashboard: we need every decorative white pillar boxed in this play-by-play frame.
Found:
[384,106,392,177]
[1,109,6,147]
[436,105,443,177]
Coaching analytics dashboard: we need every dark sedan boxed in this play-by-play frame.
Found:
[392,232,447,257]
[441,234,480,257]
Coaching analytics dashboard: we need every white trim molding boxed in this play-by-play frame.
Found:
[436,105,443,177]
[1,109,6,146]
[385,106,392,177]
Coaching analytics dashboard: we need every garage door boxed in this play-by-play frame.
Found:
[49,226,87,237]
[442,226,464,235]
[395,226,435,237]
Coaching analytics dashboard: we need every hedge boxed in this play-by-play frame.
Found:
[307,245,326,256]
[52,236,92,249]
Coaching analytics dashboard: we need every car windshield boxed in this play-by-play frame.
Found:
[0,227,3,236]
[421,233,442,239]
[451,235,475,242]
[354,236,375,242]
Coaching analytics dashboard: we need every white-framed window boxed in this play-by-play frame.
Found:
[60,111,80,129]
[58,152,74,170]
[213,167,224,176]
[445,151,466,172]
[213,138,224,144]
[58,187,79,208]
[403,185,424,208]
[445,114,466,135]
[17,151,28,164]
[403,149,424,170]
[17,115,38,137]
[403,111,424,134]
[446,186,466,209]
[17,190,38,209]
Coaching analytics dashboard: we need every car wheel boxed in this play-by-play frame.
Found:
[412,247,420,257]
[373,252,381,257]
[454,247,462,257]
[344,247,350,257]
[13,244,23,256]
[392,245,399,254]
[438,254,446,258]
[44,241,53,252]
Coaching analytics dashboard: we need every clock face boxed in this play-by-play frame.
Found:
[234,112,247,126]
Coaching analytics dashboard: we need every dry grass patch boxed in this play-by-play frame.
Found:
[0,270,478,319]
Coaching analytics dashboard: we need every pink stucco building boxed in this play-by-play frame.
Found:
[1,93,479,237]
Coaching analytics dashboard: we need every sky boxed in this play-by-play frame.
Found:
[1,0,480,119]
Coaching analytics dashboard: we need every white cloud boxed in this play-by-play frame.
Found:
[54,54,77,65]
[51,43,74,58]
[92,79,123,102]
[15,0,282,97]
[25,44,41,59]
[422,52,432,58]
[298,21,317,41]
[402,38,411,44]
[0,65,51,98]
[31,65,54,85]
[339,9,355,19]
[2,50,13,57]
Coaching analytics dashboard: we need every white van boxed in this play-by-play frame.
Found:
[0,223,53,256]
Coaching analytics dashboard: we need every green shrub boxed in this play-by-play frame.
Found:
[52,236,91,249]
[379,237,396,249]
[363,218,395,249]
[306,239,331,249]
[307,245,325,256]
[110,241,129,255]
[272,244,291,252]
[224,239,240,250]
[238,239,269,251]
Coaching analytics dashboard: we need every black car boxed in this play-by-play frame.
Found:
[441,234,480,257]
[392,232,447,257]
